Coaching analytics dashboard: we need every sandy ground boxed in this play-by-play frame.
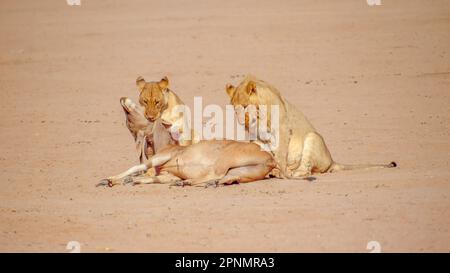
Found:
[0,0,449,253]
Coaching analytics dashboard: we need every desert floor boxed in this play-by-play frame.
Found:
[0,0,449,252]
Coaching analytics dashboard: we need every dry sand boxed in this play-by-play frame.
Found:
[0,0,449,252]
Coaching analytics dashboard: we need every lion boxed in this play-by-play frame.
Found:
[136,76,199,146]
[101,140,277,187]
[225,75,397,178]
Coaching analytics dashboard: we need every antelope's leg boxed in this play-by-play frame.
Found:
[103,153,172,186]
[204,175,241,188]
[171,175,222,187]
[107,164,148,182]
[206,161,274,188]
[131,173,181,185]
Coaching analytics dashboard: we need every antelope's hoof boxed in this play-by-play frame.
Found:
[205,180,219,188]
[304,176,316,182]
[123,176,133,185]
[171,180,190,187]
[170,181,182,187]
[106,178,120,187]
[96,179,112,187]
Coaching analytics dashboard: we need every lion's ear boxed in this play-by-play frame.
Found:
[136,76,146,92]
[225,84,236,98]
[246,81,257,95]
[158,76,169,90]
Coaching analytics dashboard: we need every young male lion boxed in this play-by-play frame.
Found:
[225,75,396,178]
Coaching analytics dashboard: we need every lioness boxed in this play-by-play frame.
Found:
[102,140,277,187]
[136,76,198,146]
[225,75,396,178]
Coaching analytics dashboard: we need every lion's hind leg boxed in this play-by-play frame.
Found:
[291,132,333,177]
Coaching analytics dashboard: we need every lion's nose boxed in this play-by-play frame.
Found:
[144,112,154,121]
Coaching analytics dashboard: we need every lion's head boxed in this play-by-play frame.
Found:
[225,75,284,129]
[136,76,170,122]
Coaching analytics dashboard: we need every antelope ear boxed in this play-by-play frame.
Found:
[158,76,169,90]
[225,84,236,98]
[136,76,146,92]
[246,81,257,95]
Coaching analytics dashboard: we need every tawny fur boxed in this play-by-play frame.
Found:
[225,75,397,178]
[104,95,276,188]
[136,76,199,146]
[102,140,277,187]
[120,97,176,163]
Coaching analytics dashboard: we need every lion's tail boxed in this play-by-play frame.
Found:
[328,161,397,172]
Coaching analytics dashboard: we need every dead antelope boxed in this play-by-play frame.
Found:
[119,97,176,163]
[113,97,278,187]
[101,140,277,187]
